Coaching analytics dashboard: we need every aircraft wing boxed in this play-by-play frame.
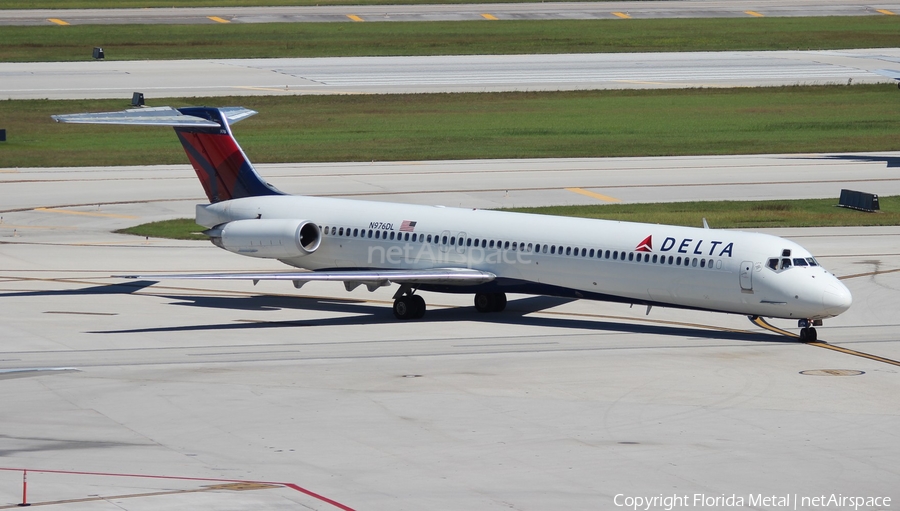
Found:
[117,268,496,290]
[51,106,257,127]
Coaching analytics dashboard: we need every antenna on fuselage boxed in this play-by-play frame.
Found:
[702,218,710,229]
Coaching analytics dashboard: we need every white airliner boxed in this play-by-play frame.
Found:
[53,106,852,341]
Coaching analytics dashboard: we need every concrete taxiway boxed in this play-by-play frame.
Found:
[1,154,899,509]
[3,1,900,25]
[3,50,898,100]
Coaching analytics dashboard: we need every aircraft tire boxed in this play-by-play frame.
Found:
[492,293,507,312]
[474,293,493,313]
[808,327,817,342]
[393,297,413,320]
[411,295,426,319]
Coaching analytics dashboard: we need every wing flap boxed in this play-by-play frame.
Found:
[116,268,496,286]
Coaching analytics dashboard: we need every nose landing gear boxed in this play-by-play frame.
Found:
[798,319,818,342]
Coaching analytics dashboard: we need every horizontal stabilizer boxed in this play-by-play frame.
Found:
[116,268,496,286]
[52,106,257,127]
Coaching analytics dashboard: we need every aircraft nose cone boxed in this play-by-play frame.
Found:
[822,282,852,316]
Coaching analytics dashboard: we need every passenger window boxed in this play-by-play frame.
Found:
[652,254,658,263]
[708,259,713,268]
[676,256,682,265]
[338,227,344,236]
[368,230,373,238]
[793,258,808,266]
[489,240,494,248]
[427,234,432,243]
[589,249,594,257]
[331,227,336,235]
[512,242,517,251]
[390,232,395,240]
[375,231,381,239]
[605,250,610,259]
[566,247,571,256]
[613,251,618,260]
[450,237,455,246]
[716,260,722,269]
[542,245,548,253]
[628,252,634,261]
[581,248,586,257]
[692,258,697,267]
[443,236,448,244]
[353,228,359,237]
[550,245,556,254]
[504,241,510,249]
[482,239,487,248]
[467,238,472,247]
[700,258,706,268]
[411,233,416,241]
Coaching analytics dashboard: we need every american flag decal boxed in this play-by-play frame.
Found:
[399,220,417,232]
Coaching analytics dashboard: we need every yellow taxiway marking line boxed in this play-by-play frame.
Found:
[347,14,364,22]
[565,187,622,203]
[752,316,900,367]
[744,10,764,17]
[34,207,137,219]
[611,12,631,19]
[481,13,498,20]
[876,8,896,15]
[47,18,70,25]
[208,16,230,23]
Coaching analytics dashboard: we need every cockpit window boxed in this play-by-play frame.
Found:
[793,258,808,267]
[781,258,792,269]
[806,257,818,266]
[767,258,778,271]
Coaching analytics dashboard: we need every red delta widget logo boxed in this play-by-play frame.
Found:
[635,235,734,257]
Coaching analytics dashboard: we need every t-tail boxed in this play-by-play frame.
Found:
[52,106,284,203]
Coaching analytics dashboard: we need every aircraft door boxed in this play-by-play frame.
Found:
[739,260,753,290]
[456,232,467,254]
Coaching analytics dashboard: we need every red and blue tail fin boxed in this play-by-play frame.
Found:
[173,107,283,203]
[52,106,284,203]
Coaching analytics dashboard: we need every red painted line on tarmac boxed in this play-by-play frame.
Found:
[0,467,356,511]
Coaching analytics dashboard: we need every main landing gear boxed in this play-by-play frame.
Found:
[392,289,508,320]
[798,319,818,342]
[474,292,507,313]
[393,292,426,320]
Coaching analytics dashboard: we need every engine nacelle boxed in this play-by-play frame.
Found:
[209,219,321,259]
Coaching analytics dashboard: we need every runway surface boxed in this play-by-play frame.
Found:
[4,0,900,25]
[3,49,899,100]
[1,153,899,509]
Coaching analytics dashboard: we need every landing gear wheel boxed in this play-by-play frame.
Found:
[393,294,426,320]
[411,295,426,319]
[474,292,507,313]
[492,292,507,312]
[393,296,413,320]
[799,327,818,342]
[474,293,493,313]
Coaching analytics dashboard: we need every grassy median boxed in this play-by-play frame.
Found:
[3,85,899,168]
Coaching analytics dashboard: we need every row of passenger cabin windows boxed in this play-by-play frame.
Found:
[320,225,722,269]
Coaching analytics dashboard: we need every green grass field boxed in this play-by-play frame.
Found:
[4,85,899,168]
[2,17,899,62]
[117,197,900,241]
